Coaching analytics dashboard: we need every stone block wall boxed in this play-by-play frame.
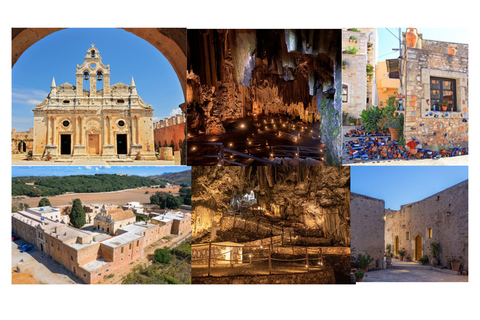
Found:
[385,180,468,270]
[403,36,468,149]
[350,193,385,269]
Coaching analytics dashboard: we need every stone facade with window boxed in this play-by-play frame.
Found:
[384,180,468,271]
[32,44,156,160]
[12,128,34,154]
[341,28,377,121]
[402,34,468,150]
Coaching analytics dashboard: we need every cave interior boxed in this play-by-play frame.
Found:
[187,29,342,166]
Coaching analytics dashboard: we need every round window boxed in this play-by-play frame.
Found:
[90,63,96,68]
[63,120,70,127]
[118,120,125,127]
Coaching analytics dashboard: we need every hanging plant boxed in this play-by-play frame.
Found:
[349,35,357,43]
[345,46,358,54]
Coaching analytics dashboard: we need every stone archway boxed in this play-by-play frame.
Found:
[12,28,186,109]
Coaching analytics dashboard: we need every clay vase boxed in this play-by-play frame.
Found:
[389,127,399,141]
[448,45,456,55]
[356,119,361,126]
[406,28,418,48]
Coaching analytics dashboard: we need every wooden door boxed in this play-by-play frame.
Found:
[394,236,399,255]
[89,134,99,154]
[415,235,422,261]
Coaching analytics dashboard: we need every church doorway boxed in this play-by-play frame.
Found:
[117,134,127,154]
[60,134,71,155]
[88,134,100,155]
[415,235,423,261]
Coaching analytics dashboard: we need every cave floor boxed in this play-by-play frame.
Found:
[187,114,325,166]
[192,260,323,277]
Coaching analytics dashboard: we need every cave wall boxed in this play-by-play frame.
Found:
[192,166,350,245]
[187,29,342,164]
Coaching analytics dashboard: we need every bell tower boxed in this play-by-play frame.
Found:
[76,44,111,97]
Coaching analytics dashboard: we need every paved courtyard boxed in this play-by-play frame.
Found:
[362,260,468,282]
[11,240,81,284]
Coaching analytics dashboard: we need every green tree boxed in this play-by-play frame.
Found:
[69,198,86,229]
[38,197,51,207]
[163,140,168,147]
[153,248,172,264]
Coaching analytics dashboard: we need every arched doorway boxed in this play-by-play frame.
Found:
[414,235,423,261]
[17,141,26,152]
[12,28,186,102]
[394,235,399,255]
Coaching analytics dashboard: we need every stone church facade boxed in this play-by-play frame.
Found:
[32,44,156,160]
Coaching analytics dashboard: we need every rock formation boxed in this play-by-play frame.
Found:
[187,29,342,164]
[192,166,350,244]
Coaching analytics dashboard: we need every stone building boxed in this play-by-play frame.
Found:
[342,28,377,120]
[399,31,468,149]
[12,205,191,284]
[93,206,136,235]
[32,44,156,160]
[375,61,400,108]
[352,179,468,272]
[350,193,385,269]
[385,180,468,271]
[12,128,34,154]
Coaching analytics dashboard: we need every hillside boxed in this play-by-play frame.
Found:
[149,169,191,186]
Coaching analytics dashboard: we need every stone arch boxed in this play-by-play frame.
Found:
[12,28,186,109]
[17,141,26,152]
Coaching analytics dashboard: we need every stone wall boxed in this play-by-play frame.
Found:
[342,28,376,120]
[385,180,468,270]
[403,34,468,150]
[154,114,186,151]
[11,128,34,154]
[350,193,385,269]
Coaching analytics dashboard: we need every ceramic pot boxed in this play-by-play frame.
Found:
[406,28,418,48]
[389,127,399,141]
[448,45,456,55]
[356,119,361,126]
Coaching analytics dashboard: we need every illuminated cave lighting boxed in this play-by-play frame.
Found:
[192,146,196,151]
[241,124,245,128]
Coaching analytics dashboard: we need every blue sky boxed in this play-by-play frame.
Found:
[12,165,190,178]
[12,28,185,131]
[377,28,469,62]
[351,166,468,210]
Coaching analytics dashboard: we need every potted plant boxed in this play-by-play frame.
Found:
[135,152,142,160]
[345,46,359,55]
[367,42,373,51]
[418,255,429,265]
[377,105,404,142]
[348,116,356,126]
[349,35,357,43]
[46,151,52,161]
[450,258,461,273]
[386,244,393,257]
[360,106,382,133]
[27,150,33,161]
[398,248,407,261]
[441,100,449,111]
[430,242,440,267]
[342,60,348,70]
[353,268,365,282]
[358,253,374,272]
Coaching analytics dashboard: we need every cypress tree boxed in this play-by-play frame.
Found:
[69,198,86,229]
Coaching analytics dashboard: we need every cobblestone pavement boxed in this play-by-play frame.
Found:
[362,260,468,282]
